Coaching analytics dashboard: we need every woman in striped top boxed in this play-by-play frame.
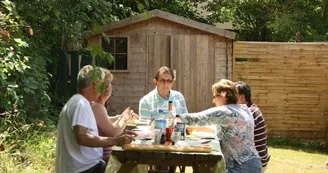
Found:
[91,68,137,163]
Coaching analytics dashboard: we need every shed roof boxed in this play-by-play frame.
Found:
[95,9,236,40]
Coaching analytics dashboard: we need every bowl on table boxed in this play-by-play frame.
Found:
[186,126,216,139]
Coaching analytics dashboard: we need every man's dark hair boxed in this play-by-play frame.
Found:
[234,81,252,102]
[154,66,175,80]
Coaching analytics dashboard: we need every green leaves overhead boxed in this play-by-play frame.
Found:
[1,0,206,117]
[204,0,328,41]
[14,38,28,47]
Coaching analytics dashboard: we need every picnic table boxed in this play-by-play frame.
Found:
[105,139,225,173]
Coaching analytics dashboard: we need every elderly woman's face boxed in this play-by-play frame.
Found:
[102,78,112,97]
[212,93,226,107]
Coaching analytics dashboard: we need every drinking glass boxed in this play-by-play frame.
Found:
[171,131,181,145]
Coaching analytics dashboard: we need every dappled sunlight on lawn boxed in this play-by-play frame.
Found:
[182,146,328,173]
[265,147,328,173]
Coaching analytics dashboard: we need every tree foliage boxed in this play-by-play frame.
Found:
[203,0,328,41]
[118,0,209,23]
[0,0,50,118]
[0,0,203,153]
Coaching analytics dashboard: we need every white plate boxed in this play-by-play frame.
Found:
[191,132,216,139]
[134,119,150,125]
[136,125,151,131]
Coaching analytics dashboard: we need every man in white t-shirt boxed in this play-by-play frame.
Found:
[55,65,136,173]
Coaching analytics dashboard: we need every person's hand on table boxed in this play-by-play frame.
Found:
[123,130,138,137]
[113,130,137,146]
[131,111,139,119]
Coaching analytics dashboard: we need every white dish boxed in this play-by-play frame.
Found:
[136,125,151,131]
[134,119,150,125]
[191,132,216,139]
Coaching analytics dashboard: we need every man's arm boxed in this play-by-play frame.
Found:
[73,125,116,147]
[73,125,135,147]
[252,106,270,166]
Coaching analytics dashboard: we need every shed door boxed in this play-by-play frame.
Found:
[146,35,215,112]
[145,35,171,93]
[170,35,215,112]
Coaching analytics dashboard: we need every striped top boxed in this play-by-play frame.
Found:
[97,127,112,163]
[248,101,270,167]
[139,88,188,122]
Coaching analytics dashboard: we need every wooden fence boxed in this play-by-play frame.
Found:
[233,42,328,142]
[55,50,108,100]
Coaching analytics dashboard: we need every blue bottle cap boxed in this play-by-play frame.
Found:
[158,109,164,113]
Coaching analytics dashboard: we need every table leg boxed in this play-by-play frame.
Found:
[168,166,176,173]
[197,164,211,173]
[192,164,211,173]
[117,160,137,173]
[179,166,185,173]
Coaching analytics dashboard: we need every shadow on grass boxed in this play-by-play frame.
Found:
[267,137,327,154]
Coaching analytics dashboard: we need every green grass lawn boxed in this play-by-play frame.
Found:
[183,146,328,173]
[265,147,328,173]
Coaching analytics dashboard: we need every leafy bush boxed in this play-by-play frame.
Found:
[0,0,54,150]
[0,0,205,171]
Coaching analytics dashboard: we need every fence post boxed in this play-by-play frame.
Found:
[70,51,79,96]
[80,51,93,67]
[57,50,68,100]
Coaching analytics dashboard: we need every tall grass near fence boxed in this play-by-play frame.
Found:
[0,113,56,173]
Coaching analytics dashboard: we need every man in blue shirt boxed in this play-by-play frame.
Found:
[139,66,188,123]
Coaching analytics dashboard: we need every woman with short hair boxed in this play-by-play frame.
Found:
[182,79,262,173]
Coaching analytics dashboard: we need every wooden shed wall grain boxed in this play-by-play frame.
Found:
[89,18,232,115]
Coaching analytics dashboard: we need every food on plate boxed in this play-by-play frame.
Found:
[186,126,215,135]
[129,118,150,126]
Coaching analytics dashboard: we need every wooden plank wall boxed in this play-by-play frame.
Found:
[146,35,171,93]
[215,37,233,81]
[233,42,328,142]
[170,35,216,112]
[106,35,147,116]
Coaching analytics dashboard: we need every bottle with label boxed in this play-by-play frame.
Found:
[155,109,166,144]
[157,109,165,120]
[165,101,174,143]
[163,98,169,115]
[166,101,175,127]
[175,115,185,140]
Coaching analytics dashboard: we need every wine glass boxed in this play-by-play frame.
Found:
[171,131,181,145]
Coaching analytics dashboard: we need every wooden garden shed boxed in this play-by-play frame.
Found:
[88,9,236,115]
